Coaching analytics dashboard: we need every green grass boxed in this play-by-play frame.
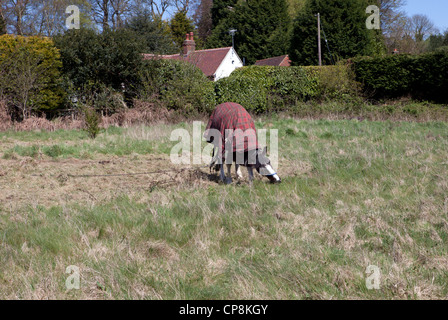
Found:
[1,118,448,299]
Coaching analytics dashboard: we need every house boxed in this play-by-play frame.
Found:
[143,32,243,81]
[254,54,291,67]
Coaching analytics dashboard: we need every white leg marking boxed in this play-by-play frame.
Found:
[235,164,243,179]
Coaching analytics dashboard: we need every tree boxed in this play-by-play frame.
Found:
[386,14,438,54]
[2,0,33,35]
[53,28,145,97]
[289,0,376,66]
[410,14,437,43]
[427,30,448,52]
[286,0,306,18]
[192,0,212,44]
[0,35,64,118]
[210,0,237,28]
[0,12,6,34]
[207,0,291,65]
[174,0,198,15]
[125,11,177,54]
[170,9,195,50]
[376,0,406,35]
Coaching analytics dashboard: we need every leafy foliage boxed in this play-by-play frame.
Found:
[54,28,145,98]
[0,34,64,118]
[81,105,101,139]
[139,59,216,114]
[214,66,319,113]
[125,12,178,55]
[207,0,291,65]
[289,0,377,66]
[351,51,448,102]
[170,10,196,50]
[210,0,238,29]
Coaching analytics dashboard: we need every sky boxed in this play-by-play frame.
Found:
[404,0,448,32]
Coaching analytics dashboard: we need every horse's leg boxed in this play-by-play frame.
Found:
[225,164,233,184]
[235,164,243,180]
[219,164,226,183]
[247,166,254,185]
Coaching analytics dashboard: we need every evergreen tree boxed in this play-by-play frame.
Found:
[170,10,196,50]
[289,0,377,66]
[126,12,177,55]
[207,0,291,65]
[211,0,238,29]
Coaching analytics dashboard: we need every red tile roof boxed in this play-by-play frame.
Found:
[254,55,291,67]
[143,47,232,78]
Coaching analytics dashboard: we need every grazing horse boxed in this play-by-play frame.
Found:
[204,102,281,184]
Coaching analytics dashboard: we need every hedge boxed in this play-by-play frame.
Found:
[351,51,448,103]
[215,66,316,113]
[214,64,358,113]
[139,59,216,114]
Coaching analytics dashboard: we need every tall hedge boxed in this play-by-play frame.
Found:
[351,51,448,102]
[214,64,359,112]
[215,66,318,113]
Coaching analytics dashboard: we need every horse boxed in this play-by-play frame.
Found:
[203,102,281,184]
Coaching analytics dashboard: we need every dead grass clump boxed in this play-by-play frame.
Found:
[14,116,56,132]
[101,101,175,128]
[0,100,12,131]
[52,116,84,130]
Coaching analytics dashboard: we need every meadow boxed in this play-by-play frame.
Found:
[0,117,447,299]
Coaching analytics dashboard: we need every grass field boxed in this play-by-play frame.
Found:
[1,117,448,299]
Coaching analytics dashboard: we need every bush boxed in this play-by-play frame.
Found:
[215,66,318,113]
[214,65,357,113]
[54,28,145,103]
[351,51,448,103]
[82,106,101,139]
[303,63,360,101]
[0,35,64,118]
[139,59,216,114]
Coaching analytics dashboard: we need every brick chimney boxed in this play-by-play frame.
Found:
[182,32,195,56]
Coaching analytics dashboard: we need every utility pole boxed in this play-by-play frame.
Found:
[317,13,322,66]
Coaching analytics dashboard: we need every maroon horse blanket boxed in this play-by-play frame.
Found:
[204,102,259,157]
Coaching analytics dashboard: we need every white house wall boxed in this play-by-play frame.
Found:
[214,48,243,81]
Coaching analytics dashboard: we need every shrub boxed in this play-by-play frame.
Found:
[54,28,145,103]
[351,51,448,103]
[82,106,101,139]
[139,59,216,114]
[0,99,12,131]
[214,65,356,113]
[303,63,360,101]
[0,35,64,118]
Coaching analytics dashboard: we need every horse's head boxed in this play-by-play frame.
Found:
[258,147,281,184]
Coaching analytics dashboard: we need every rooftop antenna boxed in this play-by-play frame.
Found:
[229,29,237,48]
